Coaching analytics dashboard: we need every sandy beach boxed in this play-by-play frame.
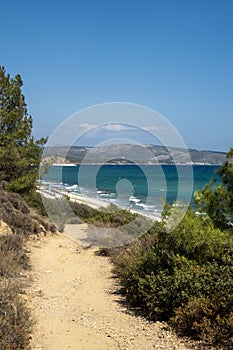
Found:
[38,186,160,222]
[38,186,109,209]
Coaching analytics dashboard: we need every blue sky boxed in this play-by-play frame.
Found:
[1,0,233,151]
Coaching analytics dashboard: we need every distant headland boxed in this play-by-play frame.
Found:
[42,144,226,165]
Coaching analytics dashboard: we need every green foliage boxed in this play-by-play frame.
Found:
[70,201,137,227]
[40,197,152,248]
[113,209,233,348]
[172,263,233,346]
[0,66,46,195]
[41,198,139,232]
[195,148,233,229]
[24,190,48,216]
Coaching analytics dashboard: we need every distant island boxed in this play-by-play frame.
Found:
[43,144,226,165]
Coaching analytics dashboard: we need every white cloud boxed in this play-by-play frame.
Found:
[77,123,159,135]
[143,125,160,132]
[103,124,132,132]
[78,123,96,129]
[78,123,133,132]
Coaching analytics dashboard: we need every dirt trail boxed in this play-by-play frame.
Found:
[27,225,194,350]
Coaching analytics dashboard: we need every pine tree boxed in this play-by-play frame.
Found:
[195,148,233,229]
[0,66,46,194]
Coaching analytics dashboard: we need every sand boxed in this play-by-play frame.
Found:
[27,226,197,350]
[39,187,161,223]
[38,188,109,209]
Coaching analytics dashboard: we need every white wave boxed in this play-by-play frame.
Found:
[99,192,117,199]
[65,184,79,191]
[129,196,141,203]
[135,203,156,210]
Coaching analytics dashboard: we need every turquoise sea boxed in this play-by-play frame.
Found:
[41,165,220,216]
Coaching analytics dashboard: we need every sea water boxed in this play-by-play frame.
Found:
[41,164,219,216]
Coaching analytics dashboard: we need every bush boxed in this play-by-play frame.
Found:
[195,148,233,230]
[24,190,48,216]
[70,201,137,228]
[113,209,233,348]
[173,262,233,347]
[0,235,30,278]
[1,189,56,235]
[0,283,32,349]
[0,234,32,349]
[172,293,233,346]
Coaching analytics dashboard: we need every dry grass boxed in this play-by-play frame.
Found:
[0,187,56,349]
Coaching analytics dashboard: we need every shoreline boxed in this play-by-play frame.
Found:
[47,163,221,166]
[38,186,161,222]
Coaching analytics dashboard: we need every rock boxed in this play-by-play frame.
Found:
[0,220,13,235]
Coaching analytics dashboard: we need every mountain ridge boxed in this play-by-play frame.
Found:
[43,144,226,165]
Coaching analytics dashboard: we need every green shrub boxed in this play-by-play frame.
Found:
[70,201,137,228]
[113,209,233,347]
[195,148,233,229]
[24,190,48,216]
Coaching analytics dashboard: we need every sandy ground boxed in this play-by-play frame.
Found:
[27,225,196,350]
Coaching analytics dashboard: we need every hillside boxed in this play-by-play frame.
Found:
[43,144,226,165]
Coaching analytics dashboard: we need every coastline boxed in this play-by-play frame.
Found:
[38,186,109,209]
[38,186,161,222]
[45,162,221,166]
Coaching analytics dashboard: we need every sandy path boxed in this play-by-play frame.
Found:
[27,226,194,350]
